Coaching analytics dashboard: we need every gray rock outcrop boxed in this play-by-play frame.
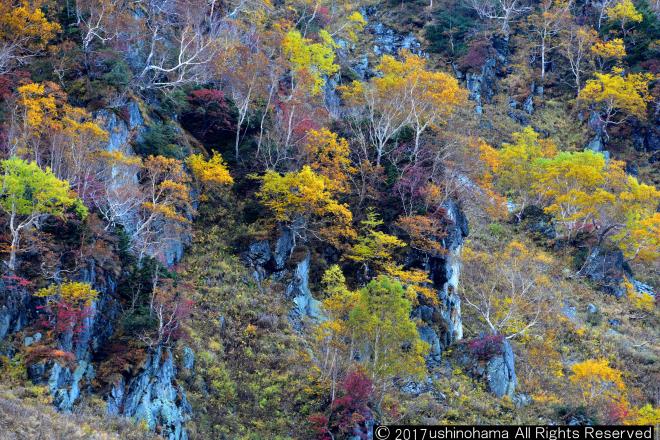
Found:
[408,200,468,367]
[107,347,191,440]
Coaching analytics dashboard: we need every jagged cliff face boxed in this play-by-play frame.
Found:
[107,347,192,440]
[0,20,504,438]
[0,279,32,343]
[412,200,468,366]
[244,199,472,371]
[0,102,193,440]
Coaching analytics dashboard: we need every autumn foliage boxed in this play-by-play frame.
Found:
[34,282,99,337]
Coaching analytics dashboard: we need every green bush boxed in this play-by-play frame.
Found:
[134,122,185,158]
[425,2,478,57]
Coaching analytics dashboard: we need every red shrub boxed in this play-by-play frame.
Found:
[308,413,331,440]
[309,368,374,440]
[180,89,235,146]
[468,334,504,361]
[37,299,93,338]
[2,275,32,289]
[458,39,493,72]
[605,400,631,424]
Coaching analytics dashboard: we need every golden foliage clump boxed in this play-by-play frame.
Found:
[570,359,626,404]
[338,50,467,164]
[0,2,60,53]
[591,38,626,61]
[142,155,192,224]
[17,82,107,140]
[302,128,355,192]
[257,165,355,246]
[35,281,99,307]
[281,29,339,95]
[187,152,234,188]
[606,0,643,31]
[578,69,654,123]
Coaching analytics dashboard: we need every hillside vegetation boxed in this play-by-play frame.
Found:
[0,0,658,438]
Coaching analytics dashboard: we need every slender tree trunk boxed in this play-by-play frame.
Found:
[7,208,20,271]
[8,229,18,271]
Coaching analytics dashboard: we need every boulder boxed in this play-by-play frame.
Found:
[273,226,295,271]
[518,205,556,240]
[586,135,604,152]
[458,336,516,398]
[486,340,517,398]
[632,279,655,298]
[579,247,629,298]
[182,346,195,371]
[23,332,42,347]
[561,301,578,323]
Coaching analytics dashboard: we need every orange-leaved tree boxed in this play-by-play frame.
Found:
[0,2,60,73]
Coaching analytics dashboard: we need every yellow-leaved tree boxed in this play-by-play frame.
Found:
[97,152,193,262]
[35,281,99,306]
[0,2,60,73]
[281,29,339,95]
[533,150,660,262]
[534,150,617,236]
[16,82,108,201]
[0,157,87,271]
[339,50,466,165]
[606,0,643,36]
[570,359,626,406]
[494,126,557,215]
[625,404,660,425]
[137,156,193,261]
[578,68,654,135]
[187,152,233,195]
[591,38,626,70]
[313,265,359,399]
[316,274,429,402]
[346,210,436,303]
[610,179,660,263]
[256,165,355,248]
[486,127,659,261]
[461,240,555,340]
[301,128,355,193]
